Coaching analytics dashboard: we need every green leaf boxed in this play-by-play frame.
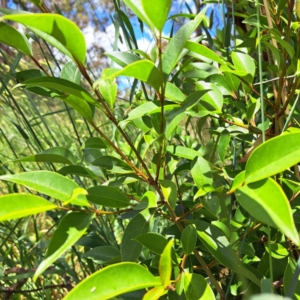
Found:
[33,212,94,281]
[105,51,140,67]
[83,246,121,265]
[245,132,300,183]
[22,77,96,104]
[265,243,289,259]
[121,210,151,261]
[166,145,201,160]
[162,10,207,79]
[166,112,185,139]
[235,178,299,246]
[0,22,32,56]
[184,273,215,300]
[284,257,300,299]
[185,40,225,64]
[143,286,165,300]
[165,82,186,103]
[193,220,261,285]
[1,14,86,64]
[98,78,117,109]
[0,171,90,207]
[61,61,81,84]
[141,0,172,32]
[297,0,300,19]
[58,165,98,180]
[231,51,255,82]
[159,239,173,288]
[91,155,133,174]
[87,186,130,208]
[135,233,168,255]
[84,137,109,149]
[160,180,177,209]
[9,147,76,165]
[133,191,157,210]
[63,262,161,300]
[191,157,213,189]
[0,194,57,222]
[101,60,162,91]
[181,225,197,255]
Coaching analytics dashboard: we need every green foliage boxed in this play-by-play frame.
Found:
[1,0,300,299]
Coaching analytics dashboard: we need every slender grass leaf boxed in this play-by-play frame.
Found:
[141,0,172,32]
[10,147,76,165]
[159,239,173,287]
[0,22,32,56]
[181,225,197,255]
[235,178,299,246]
[284,257,300,298]
[121,210,151,261]
[87,186,130,208]
[63,262,161,300]
[184,273,215,300]
[1,14,86,64]
[0,194,58,222]
[245,132,300,183]
[33,212,94,281]
[192,220,261,285]
[0,171,90,207]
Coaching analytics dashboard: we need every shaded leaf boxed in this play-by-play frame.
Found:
[181,225,197,255]
[83,246,121,264]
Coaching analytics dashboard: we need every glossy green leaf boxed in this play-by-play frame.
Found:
[87,186,130,208]
[64,262,161,300]
[181,225,197,255]
[143,286,165,300]
[0,171,90,207]
[0,194,57,222]
[0,22,32,56]
[84,137,109,149]
[61,61,81,84]
[121,210,151,261]
[166,112,185,139]
[165,82,186,103]
[185,40,224,64]
[159,239,173,287]
[98,78,117,109]
[33,212,94,281]
[160,180,177,209]
[193,220,261,285]
[235,178,299,245]
[101,60,162,91]
[10,147,76,165]
[162,10,207,79]
[141,0,171,32]
[58,165,98,180]
[83,246,121,264]
[22,77,96,104]
[133,191,157,210]
[265,243,289,259]
[135,233,168,255]
[166,145,201,160]
[1,14,86,64]
[184,273,215,300]
[245,132,300,183]
[231,51,255,82]
[191,157,213,189]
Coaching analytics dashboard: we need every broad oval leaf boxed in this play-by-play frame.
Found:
[0,171,90,207]
[0,194,57,222]
[61,61,81,84]
[245,132,300,183]
[135,233,168,255]
[121,210,151,262]
[9,147,76,165]
[83,246,121,265]
[0,22,32,56]
[87,186,130,208]
[159,239,173,288]
[2,13,86,64]
[98,78,117,109]
[231,51,255,82]
[63,262,161,300]
[58,165,98,180]
[34,212,94,280]
[181,225,197,255]
[184,273,216,300]
[235,178,299,246]
[191,157,213,189]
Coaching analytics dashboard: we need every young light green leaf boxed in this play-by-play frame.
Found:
[100,60,162,91]
[143,286,165,300]
[235,178,299,246]
[0,171,90,207]
[193,220,261,285]
[87,186,130,208]
[191,157,213,189]
[181,225,197,255]
[184,273,216,300]
[165,82,186,103]
[9,147,76,165]
[160,180,177,209]
[141,0,172,32]
[33,212,94,281]
[1,14,86,64]
[63,262,161,300]
[0,194,58,222]
[162,9,207,79]
[159,239,173,288]
[61,61,81,84]
[0,22,32,56]
[98,78,117,109]
[121,210,151,261]
[245,132,300,183]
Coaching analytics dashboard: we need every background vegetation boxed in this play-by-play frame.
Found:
[1,0,300,299]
